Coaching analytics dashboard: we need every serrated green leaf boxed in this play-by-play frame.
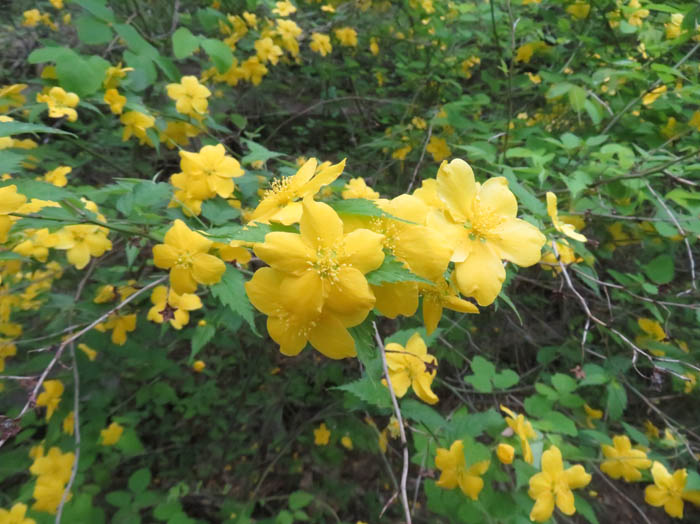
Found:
[0,121,76,138]
[606,380,627,420]
[203,223,270,243]
[621,421,649,447]
[574,494,599,524]
[400,398,447,429]
[114,24,159,59]
[190,323,215,360]
[201,38,234,73]
[642,254,674,285]
[210,266,259,335]
[365,253,432,286]
[336,377,392,409]
[241,139,284,165]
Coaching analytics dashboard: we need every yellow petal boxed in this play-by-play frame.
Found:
[645,485,669,507]
[325,266,375,315]
[308,312,356,359]
[372,281,418,318]
[454,243,505,306]
[245,267,284,316]
[152,244,179,269]
[478,177,517,218]
[564,464,591,489]
[541,446,564,476]
[165,219,212,253]
[458,473,484,500]
[254,232,314,275]
[191,253,225,285]
[436,159,475,222]
[555,487,576,515]
[489,217,546,267]
[529,492,555,523]
[665,496,684,518]
[268,315,307,356]
[422,294,443,335]
[300,197,343,249]
[341,228,385,274]
[170,266,197,294]
[387,368,411,398]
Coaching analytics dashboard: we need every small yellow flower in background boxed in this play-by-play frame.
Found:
[62,411,74,436]
[147,285,203,330]
[0,339,17,372]
[665,13,684,40]
[644,461,700,518]
[50,0,64,8]
[310,33,333,56]
[192,360,206,372]
[626,0,649,27]
[583,403,603,428]
[334,27,358,47]
[93,285,116,304]
[104,88,127,115]
[273,0,297,16]
[239,56,268,85]
[600,435,651,482]
[314,423,331,445]
[539,241,583,273]
[566,2,590,20]
[528,446,591,522]
[23,9,42,27]
[36,380,63,420]
[527,72,542,84]
[77,343,97,361]
[33,476,70,514]
[378,429,388,453]
[43,166,71,187]
[435,440,490,500]
[243,11,258,28]
[152,219,226,294]
[53,223,112,270]
[501,405,537,464]
[103,62,133,89]
[255,37,284,65]
[369,37,379,55]
[689,111,700,131]
[642,85,667,106]
[635,317,667,355]
[342,177,379,200]
[120,111,155,145]
[546,192,587,242]
[461,56,481,78]
[426,136,451,162]
[0,84,28,112]
[384,333,439,405]
[411,116,427,129]
[0,502,35,524]
[0,185,27,243]
[95,313,137,345]
[392,145,412,161]
[166,76,211,118]
[644,420,660,439]
[36,87,80,122]
[514,41,547,64]
[387,417,401,439]
[100,422,124,446]
[341,436,353,450]
[683,372,696,394]
[496,443,515,464]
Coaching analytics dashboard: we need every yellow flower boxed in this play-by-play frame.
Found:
[341,178,379,200]
[369,37,379,55]
[461,56,481,78]
[103,88,126,115]
[0,84,28,112]
[239,57,268,85]
[120,111,155,145]
[159,121,200,149]
[62,411,74,436]
[272,0,297,16]
[0,185,27,243]
[501,405,537,464]
[435,440,490,500]
[152,219,226,294]
[334,27,358,47]
[528,446,591,522]
[166,76,211,117]
[645,462,700,518]
[0,339,17,372]
[36,380,63,420]
[95,313,137,345]
[146,285,202,330]
[23,9,42,27]
[419,278,478,335]
[434,159,546,306]
[314,423,331,445]
[601,435,651,482]
[546,192,586,242]
[243,11,258,28]
[310,33,333,56]
[254,37,283,65]
[177,144,244,199]
[341,436,353,450]
[583,403,603,428]
[250,158,345,224]
[527,72,542,84]
[566,2,590,20]
[192,360,206,372]
[384,333,439,404]
[689,111,700,131]
[100,422,124,446]
[32,477,70,514]
[497,443,515,464]
[30,446,74,484]
[642,85,667,106]
[683,372,697,394]
[539,241,583,273]
[246,197,384,359]
[43,166,71,187]
[103,62,133,89]
[77,343,97,361]
[50,0,64,8]
[626,0,649,27]
[53,224,112,269]
[36,87,80,122]
[644,420,660,439]
[514,41,547,63]
[425,136,451,162]
[665,13,684,39]
[0,503,35,524]
[392,145,412,161]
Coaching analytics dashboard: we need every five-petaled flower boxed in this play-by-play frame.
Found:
[384,332,439,405]
[166,76,211,118]
[600,435,651,482]
[36,380,63,420]
[528,445,591,522]
[501,405,537,464]
[434,440,490,500]
[644,461,700,518]
[36,87,80,122]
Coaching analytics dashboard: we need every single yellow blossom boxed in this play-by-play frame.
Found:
[645,462,700,518]
[627,0,649,27]
[100,422,124,445]
[425,136,451,162]
[23,9,42,27]
[435,440,490,500]
[369,37,379,55]
[528,446,591,522]
[334,27,358,47]
[567,2,591,20]
[77,343,97,361]
[501,405,537,464]
[272,0,297,16]
[146,285,203,329]
[95,313,137,345]
[103,62,133,89]
[62,411,74,436]
[310,33,333,56]
[642,85,667,106]
[583,403,603,428]
[53,224,112,270]
[601,435,651,482]
[665,14,684,40]
[314,423,331,445]
[254,37,283,65]
[104,88,126,115]
[341,436,353,450]
[342,178,379,200]
[43,166,70,187]
[497,443,515,464]
[0,502,35,524]
[192,360,206,372]
[546,192,587,242]
[36,87,79,122]
[527,72,542,84]
[36,380,63,420]
[166,76,211,117]
[392,145,412,161]
[152,219,226,294]
[384,333,439,405]
[120,111,155,145]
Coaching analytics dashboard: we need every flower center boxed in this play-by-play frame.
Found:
[466,201,504,240]
[314,247,340,281]
[175,252,193,269]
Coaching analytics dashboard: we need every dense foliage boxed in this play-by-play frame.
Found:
[1,0,700,523]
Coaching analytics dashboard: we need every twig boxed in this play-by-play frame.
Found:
[373,322,412,524]
[0,275,167,449]
[593,466,652,524]
[406,121,433,193]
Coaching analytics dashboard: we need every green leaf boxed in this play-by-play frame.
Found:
[201,38,234,73]
[210,266,259,336]
[288,491,314,511]
[74,0,116,22]
[190,323,215,360]
[201,199,241,225]
[106,491,132,508]
[551,373,577,394]
[241,139,284,165]
[606,380,627,420]
[128,468,151,493]
[471,356,496,378]
[76,14,113,45]
[534,410,578,436]
[579,363,609,386]
[492,369,519,389]
[0,121,76,138]
[365,253,432,286]
[172,27,200,59]
[685,470,700,491]
[501,168,546,215]
[114,24,159,59]
[574,494,600,524]
[330,198,385,217]
[400,398,447,429]
[336,376,392,409]
[621,421,649,447]
[203,223,271,243]
[642,254,674,285]
[0,151,24,174]
[275,510,294,524]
